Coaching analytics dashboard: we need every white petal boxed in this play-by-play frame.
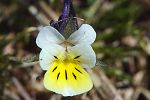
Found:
[39,44,65,70]
[68,44,96,68]
[36,26,65,48]
[67,24,96,45]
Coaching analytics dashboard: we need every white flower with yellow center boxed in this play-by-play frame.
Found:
[36,24,96,96]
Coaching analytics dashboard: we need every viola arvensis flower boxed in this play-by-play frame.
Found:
[36,0,96,96]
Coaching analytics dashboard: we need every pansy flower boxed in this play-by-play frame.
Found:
[36,0,96,96]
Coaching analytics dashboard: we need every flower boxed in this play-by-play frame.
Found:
[36,0,97,96]
[36,24,96,96]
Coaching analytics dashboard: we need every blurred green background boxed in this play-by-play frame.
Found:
[0,0,150,100]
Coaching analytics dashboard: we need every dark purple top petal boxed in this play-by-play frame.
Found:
[50,0,78,33]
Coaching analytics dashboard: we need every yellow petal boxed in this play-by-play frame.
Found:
[43,60,93,96]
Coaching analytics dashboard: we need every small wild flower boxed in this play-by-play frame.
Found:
[36,0,96,96]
